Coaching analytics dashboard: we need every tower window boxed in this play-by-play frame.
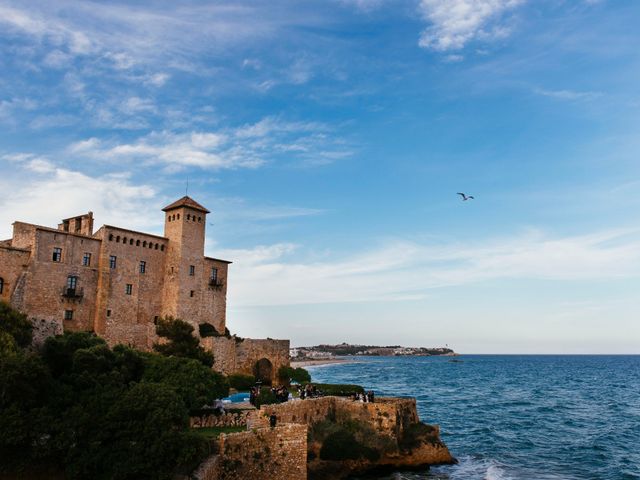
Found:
[190,290,195,297]
[198,216,202,222]
[116,236,120,243]
[143,241,147,248]
[140,261,146,274]
[149,242,153,249]
[109,234,114,241]
[106,309,111,317]
[136,240,140,246]
[64,310,73,321]
[0,277,4,294]
[109,256,117,269]
[189,265,195,276]
[123,237,127,244]
[130,238,134,245]
[154,243,158,250]
[125,284,133,295]
[210,268,218,282]
[82,252,91,266]
[52,247,62,262]
[187,214,191,220]
[177,214,180,220]
[161,245,165,251]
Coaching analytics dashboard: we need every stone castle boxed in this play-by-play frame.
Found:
[0,196,288,382]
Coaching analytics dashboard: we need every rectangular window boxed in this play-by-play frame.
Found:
[64,310,73,320]
[52,247,62,262]
[66,275,78,290]
[106,309,111,317]
[82,253,91,266]
[190,290,195,297]
[125,284,132,295]
[210,268,218,282]
[189,265,195,276]
[109,255,117,269]
[139,261,146,274]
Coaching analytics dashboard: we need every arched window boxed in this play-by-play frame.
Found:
[187,214,191,220]
[160,245,165,251]
[154,243,158,250]
[109,234,114,241]
[116,236,120,243]
[136,240,140,246]
[167,216,171,222]
[149,242,153,249]
[177,214,180,220]
[172,214,176,221]
[143,241,147,248]
[122,237,127,244]
[198,216,202,222]
[130,238,134,245]
[0,277,4,294]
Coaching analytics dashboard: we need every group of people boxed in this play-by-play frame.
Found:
[352,391,375,403]
[248,385,292,406]
[297,383,321,399]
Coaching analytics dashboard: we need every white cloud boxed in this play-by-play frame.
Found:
[0,158,160,238]
[534,88,603,101]
[219,228,640,306]
[418,0,524,51]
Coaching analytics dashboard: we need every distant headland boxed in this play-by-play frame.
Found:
[292,342,457,359]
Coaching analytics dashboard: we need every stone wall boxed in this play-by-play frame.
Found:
[194,424,308,480]
[190,409,251,428]
[0,245,30,305]
[202,336,290,384]
[256,396,419,441]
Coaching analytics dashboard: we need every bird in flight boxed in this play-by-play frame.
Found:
[457,192,474,201]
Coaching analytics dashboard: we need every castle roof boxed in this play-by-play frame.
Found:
[162,196,210,214]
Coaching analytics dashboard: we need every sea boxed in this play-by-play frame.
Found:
[306,355,640,480]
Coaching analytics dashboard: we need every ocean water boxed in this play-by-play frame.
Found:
[307,355,640,480]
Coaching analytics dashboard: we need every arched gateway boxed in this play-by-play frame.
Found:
[254,358,273,385]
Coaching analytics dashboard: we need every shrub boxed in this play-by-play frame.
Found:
[278,366,311,385]
[198,323,220,338]
[228,373,255,391]
[254,387,278,408]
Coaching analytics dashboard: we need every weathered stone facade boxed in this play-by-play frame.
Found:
[0,196,289,381]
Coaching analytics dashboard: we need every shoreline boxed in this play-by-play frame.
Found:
[290,358,354,368]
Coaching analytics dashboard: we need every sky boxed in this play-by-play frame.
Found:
[1,0,639,353]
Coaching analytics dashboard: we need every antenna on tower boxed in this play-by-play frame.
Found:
[185,178,189,196]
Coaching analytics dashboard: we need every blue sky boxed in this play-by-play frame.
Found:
[1,0,639,353]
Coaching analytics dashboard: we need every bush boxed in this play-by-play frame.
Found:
[278,366,311,385]
[228,373,255,391]
[319,428,379,462]
[254,387,278,408]
[198,323,220,338]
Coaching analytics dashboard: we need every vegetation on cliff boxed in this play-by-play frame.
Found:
[0,302,228,479]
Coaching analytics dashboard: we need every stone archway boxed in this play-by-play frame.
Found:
[254,358,273,385]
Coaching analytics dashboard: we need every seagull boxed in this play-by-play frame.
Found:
[457,192,474,201]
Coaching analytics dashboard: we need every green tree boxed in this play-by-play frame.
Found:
[277,365,311,385]
[153,317,214,367]
[0,300,33,349]
[143,354,229,411]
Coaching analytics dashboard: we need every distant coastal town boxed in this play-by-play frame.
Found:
[291,342,456,359]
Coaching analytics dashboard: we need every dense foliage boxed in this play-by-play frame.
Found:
[277,365,311,384]
[154,316,214,367]
[0,302,228,479]
[228,372,256,390]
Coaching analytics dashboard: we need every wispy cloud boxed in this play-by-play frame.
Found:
[69,116,352,170]
[219,228,640,306]
[418,0,525,51]
[534,87,603,101]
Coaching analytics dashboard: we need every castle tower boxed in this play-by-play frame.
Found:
[161,196,210,326]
